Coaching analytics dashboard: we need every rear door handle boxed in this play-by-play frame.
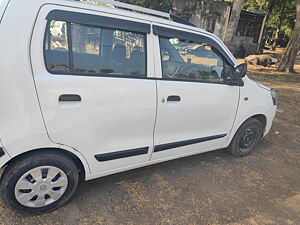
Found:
[167,95,181,102]
[59,94,81,102]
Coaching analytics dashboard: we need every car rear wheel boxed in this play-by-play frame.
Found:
[0,151,78,215]
[227,118,263,157]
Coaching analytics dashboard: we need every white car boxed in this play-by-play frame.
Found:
[0,0,277,215]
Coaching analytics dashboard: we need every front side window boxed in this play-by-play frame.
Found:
[45,20,147,77]
[159,37,234,83]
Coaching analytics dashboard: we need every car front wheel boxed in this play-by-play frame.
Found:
[227,118,263,157]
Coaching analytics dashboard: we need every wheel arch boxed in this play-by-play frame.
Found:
[225,113,267,148]
[235,114,267,137]
[251,114,267,134]
[1,148,87,180]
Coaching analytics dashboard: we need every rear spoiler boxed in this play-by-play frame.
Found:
[0,0,10,23]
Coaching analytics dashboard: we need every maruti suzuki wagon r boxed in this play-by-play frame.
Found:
[0,0,277,215]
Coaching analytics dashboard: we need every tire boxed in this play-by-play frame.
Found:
[0,151,78,215]
[227,118,263,157]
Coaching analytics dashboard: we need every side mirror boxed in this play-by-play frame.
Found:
[224,63,246,86]
[234,63,247,78]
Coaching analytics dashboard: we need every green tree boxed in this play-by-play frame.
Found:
[243,0,271,10]
[271,0,286,50]
[244,0,296,50]
[269,0,296,48]
[277,0,300,73]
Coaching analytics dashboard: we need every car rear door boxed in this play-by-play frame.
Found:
[31,5,157,175]
[151,25,240,160]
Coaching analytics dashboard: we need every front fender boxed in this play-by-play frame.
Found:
[224,76,277,147]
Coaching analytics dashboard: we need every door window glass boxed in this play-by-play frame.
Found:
[45,20,147,77]
[159,37,234,82]
[45,20,70,73]
[71,24,101,74]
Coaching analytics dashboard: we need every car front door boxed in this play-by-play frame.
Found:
[31,6,157,175]
[151,25,240,160]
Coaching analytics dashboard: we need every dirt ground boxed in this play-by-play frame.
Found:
[0,52,299,225]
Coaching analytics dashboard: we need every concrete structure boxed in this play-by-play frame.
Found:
[232,10,267,57]
[171,0,231,41]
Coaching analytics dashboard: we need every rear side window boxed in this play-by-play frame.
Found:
[45,20,147,77]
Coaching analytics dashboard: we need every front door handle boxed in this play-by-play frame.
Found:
[167,95,181,102]
[59,94,81,102]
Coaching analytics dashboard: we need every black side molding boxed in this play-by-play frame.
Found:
[95,147,149,162]
[154,134,227,152]
[0,148,5,157]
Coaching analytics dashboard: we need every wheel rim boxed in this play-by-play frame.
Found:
[239,128,257,150]
[14,166,68,208]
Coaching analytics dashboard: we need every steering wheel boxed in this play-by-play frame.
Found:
[210,66,221,79]
[185,65,209,80]
[211,70,219,78]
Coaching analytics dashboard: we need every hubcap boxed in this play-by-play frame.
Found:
[239,128,257,150]
[14,166,68,208]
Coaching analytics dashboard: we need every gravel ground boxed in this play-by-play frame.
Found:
[0,57,299,225]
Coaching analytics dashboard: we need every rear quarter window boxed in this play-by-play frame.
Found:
[45,20,70,73]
